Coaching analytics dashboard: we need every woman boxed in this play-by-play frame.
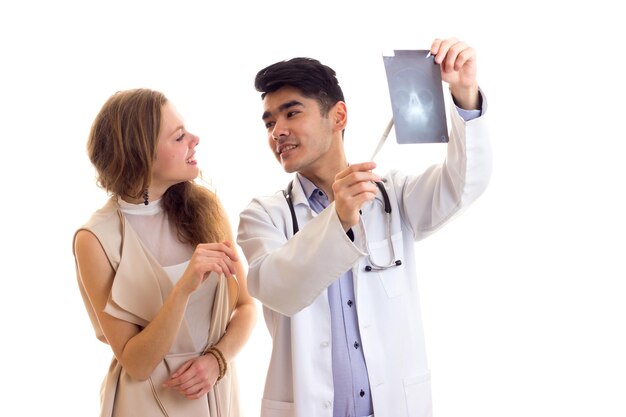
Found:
[73,88,256,416]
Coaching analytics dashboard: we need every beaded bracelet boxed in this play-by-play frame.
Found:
[205,346,227,381]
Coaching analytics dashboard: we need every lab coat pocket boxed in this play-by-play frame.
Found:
[261,398,295,417]
[368,231,405,297]
[404,371,433,417]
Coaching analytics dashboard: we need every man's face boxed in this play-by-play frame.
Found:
[261,86,336,175]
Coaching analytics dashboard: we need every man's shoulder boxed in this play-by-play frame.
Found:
[240,189,288,215]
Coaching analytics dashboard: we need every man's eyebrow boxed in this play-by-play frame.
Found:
[262,100,304,120]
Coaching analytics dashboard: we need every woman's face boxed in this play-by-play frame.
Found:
[151,101,200,192]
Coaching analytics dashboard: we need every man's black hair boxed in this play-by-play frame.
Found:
[255,57,345,114]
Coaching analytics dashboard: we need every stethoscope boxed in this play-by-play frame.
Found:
[283,179,402,272]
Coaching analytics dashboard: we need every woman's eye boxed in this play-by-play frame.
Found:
[176,133,186,141]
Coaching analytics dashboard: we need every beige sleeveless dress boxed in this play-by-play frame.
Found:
[73,197,241,417]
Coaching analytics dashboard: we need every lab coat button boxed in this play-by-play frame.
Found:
[320,341,329,348]
[323,400,332,409]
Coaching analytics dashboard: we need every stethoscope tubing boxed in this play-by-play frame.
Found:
[283,180,402,272]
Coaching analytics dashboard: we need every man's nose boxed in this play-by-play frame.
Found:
[272,120,289,140]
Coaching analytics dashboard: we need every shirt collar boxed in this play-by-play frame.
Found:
[296,173,329,205]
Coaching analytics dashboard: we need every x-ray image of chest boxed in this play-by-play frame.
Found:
[383,50,449,143]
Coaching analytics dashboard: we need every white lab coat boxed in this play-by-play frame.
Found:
[237,97,492,417]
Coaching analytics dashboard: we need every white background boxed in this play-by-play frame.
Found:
[1,1,624,416]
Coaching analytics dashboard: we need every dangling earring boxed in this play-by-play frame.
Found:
[143,189,149,205]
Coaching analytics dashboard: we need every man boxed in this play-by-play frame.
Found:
[237,37,492,417]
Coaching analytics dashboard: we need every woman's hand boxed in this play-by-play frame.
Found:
[176,241,239,296]
[162,354,220,399]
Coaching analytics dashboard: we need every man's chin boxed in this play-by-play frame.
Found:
[281,160,297,174]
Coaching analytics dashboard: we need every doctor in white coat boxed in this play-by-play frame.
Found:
[237,37,492,417]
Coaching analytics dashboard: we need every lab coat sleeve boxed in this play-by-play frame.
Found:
[395,90,492,240]
[237,199,365,316]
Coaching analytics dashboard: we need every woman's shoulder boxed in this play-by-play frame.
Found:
[73,197,124,269]
[79,197,120,233]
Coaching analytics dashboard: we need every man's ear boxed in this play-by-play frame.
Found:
[331,101,348,131]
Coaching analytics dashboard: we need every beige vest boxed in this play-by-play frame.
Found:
[74,198,240,417]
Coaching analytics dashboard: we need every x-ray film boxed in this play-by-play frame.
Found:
[383,50,448,144]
